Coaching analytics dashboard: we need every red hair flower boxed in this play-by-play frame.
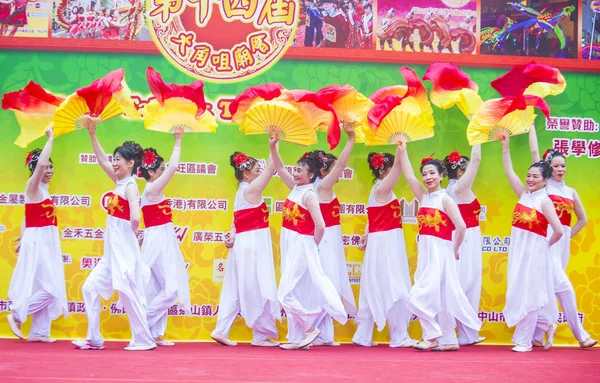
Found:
[25,151,35,166]
[233,152,249,166]
[448,151,462,164]
[142,150,157,169]
[542,149,553,162]
[421,157,434,166]
[371,153,385,169]
[302,152,309,158]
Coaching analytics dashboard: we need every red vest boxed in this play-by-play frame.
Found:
[282,199,315,236]
[417,207,455,241]
[367,199,402,233]
[142,200,173,228]
[512,203,548,237]
[25,198,58,228]
[104,192,131,221]
[234,202,270,234]
[320,197,341,228]
[458,198,481,229]
[548,194,573,227]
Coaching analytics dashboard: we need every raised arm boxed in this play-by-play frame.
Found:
[570,190,588,238]
[87,123,117,182]
[374,144,404,201]
[541,197,564,247]
[304,190,325,245]
[443,195,466,259]
[318,122,356,191]
[269,137,295,190]
[529,126,541,163]
[125,183,141,233]
[454,144,481,199]
[246,155,276,204]
[500,134,526,198]
[397,142,425,201]
[146,128,183,196]
[25,127,54,201]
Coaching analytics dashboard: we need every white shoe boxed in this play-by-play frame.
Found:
[460,336,486,346]
[210,330,237,346]
[300,345,310,350]
[413,340,438,350]
[512,344,532,352]
[124,343,157,351]
[311,340,340,347]
[298,328,320,349]
[390,339,418,348]
[72,340,105,350]
[27,336,56,343]
[7,314,23,339]
[580,338,598,349]
[155,338,175,347]
[251,339,280,347]
[544,324,558,350]
[532,340,544,347]
[279,343,302,350]
[431,344,460,351]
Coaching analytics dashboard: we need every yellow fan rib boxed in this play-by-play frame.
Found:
[143,98,217,133]
[365,105,434,146]
[467,107,536,145]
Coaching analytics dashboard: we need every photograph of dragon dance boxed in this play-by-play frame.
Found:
[51,0,150,40]
[480,0,577,59]
[376,0,476,54]
[582,0,600,60]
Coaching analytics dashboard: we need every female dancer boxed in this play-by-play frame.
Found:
[529,129,597,348]
[400,143,481,351]
[139,128,191,347]
[211,146,280,347]
[352,145,414,348]
[72,123,155,351]
[312,123,357,346]
[7,127,68,342]
[500,134,562,352]
[443,145,484,346]
[270,138,347,350]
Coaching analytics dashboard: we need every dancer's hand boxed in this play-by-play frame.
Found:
[358,235,367,251]
[454,249,460,260]
[268,135,279,149]
[173,126,184,142]
[342,121,356,140]
[136,230,144,247]
[224,232,235,248]
[45,125,54,140]
[499,133,509,150]
[86,119,98,134]
[13,237,21,254]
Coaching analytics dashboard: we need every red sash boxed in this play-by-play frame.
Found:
[25,198,57,228]
[142,200,173,228]
[367,199,402,233]
[512,203,548,237]
[458,198,481,229]
[417,207,455,241]
[103,192,131,221]
[282,199,315,236]
[320,197,341,227]
[548,194,573,227]
[234,202,270,234]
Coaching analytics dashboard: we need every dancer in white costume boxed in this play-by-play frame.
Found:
[270,138,348,350]
[311,123,357,347]
[72,124,156,351]
[352,146,415,348]
[7,127,68,342]
[528,129,597,349]
[400,145,481,352]
[500,134,562,352]
[139,128,191,347]
[210,147,281,347]
[442,145,485,346]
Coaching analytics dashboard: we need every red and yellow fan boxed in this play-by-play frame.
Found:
[491,61,566,99]
[142,67,217,133]
[233,84,317,146]
[53,68,140,137]
[2,81,65,148]
[277,89,345,149]
[423,62,483,119]
[365,67,435,146]
[467,94,550,145]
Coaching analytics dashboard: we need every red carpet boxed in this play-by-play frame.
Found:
[0,339,598,382]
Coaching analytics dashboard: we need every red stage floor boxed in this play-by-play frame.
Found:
[0,339,598,382]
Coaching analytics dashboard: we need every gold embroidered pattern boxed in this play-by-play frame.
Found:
[417,209,447,232]
[332,205,340,218]
[158,202,172,216]
[261,207,269,222]
[553,201,573,219]
[391,204,402,218]
[512,209,539,229]
[282,203,305,225]
[41,203,57,225]
[107,194,124,215]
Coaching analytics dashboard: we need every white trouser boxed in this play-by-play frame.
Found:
[146,267,178,339]
[532,288,590,344]
[457,284,480,345]
[82,261,154,346]
[418,310,458,344]
[15,289,55,338]
[352,301,411,347]
[513,309,550,346]
[316,315,334,343]
[214,301,278,342]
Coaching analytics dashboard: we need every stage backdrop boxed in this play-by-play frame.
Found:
[0,50,598,345]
